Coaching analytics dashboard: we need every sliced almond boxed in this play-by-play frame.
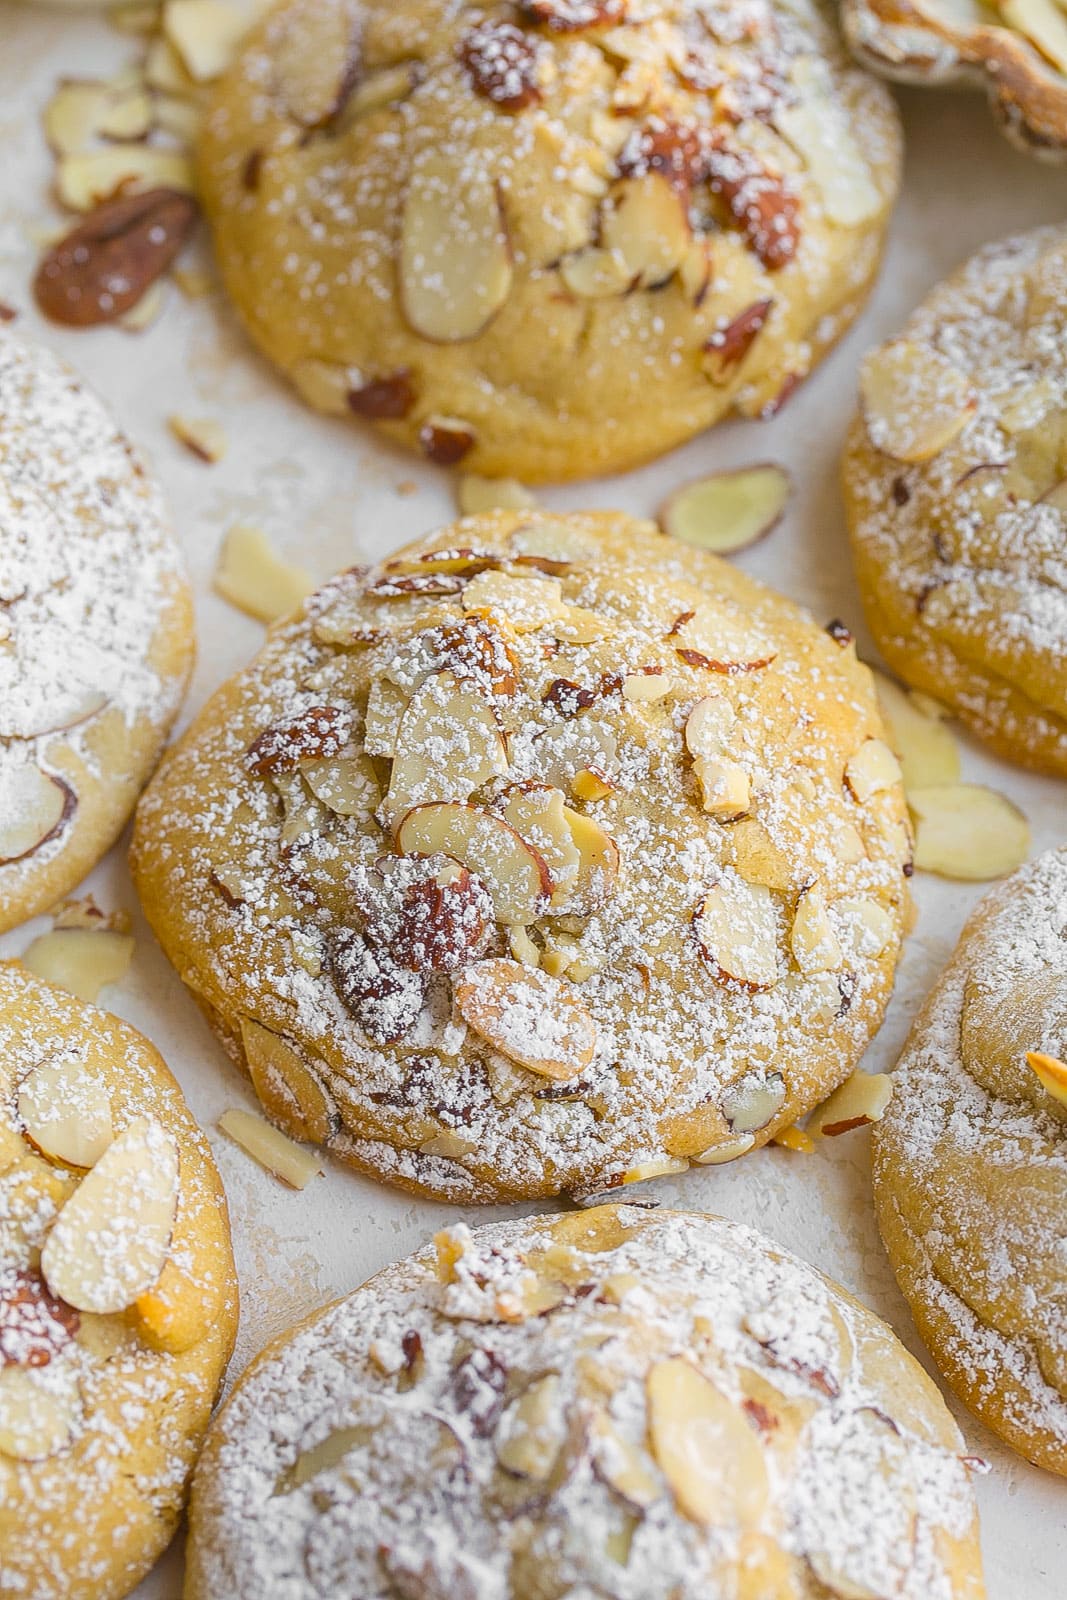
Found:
[721,1071,787,1135]
[463,569,564,632]
[118,280,166,332]
[99,87,153,141]
[496,1374,564,1480]
[571,767,614,802]
[454,958,597,1081]
[560,243,637,302]
[0,1365,81,1461]
[908,784,1030,880]
[1027,1050,1067,1108]
[599,173,691,287]
[772,1125,815,1154]
[621,670,668,703]
[695,879,779,990]
[860,342,976,464]
[397,804,551,925]
[384,671,509,828]
[44,82,113,158]
[685,695,735,758]
[168,413,227,463]
[729,817,793,892]
[789,882,842,975]
[364,677,409,758]
[400,153,512,342]
[1002,0,1067,75]
[56,146,195,211]
[457,475,537,516]
[871,671,960,791]
[661,465,790,556]
[693,757,751,819]
[163,0,248,82]
[809,1072,893,1138]
[591,1410,661,1509]
[0,765,74,864]
[272,0,359,125]
[561,806,620,910]
[41,1118,179,1314]
[20,927,134,1005]
[213,524,314,622]
[843,738,902,804]
[341,61,420,124]
[775,65,881,227]
[646,1357,768,1527]
[509,518,598,569]
[502,785,580,902]
[692,1132,757,1165]
[303,751,379,816]
[240,1019,339,1144]
[155,91,203,142]
[836,897,895,958]
[620,1155,689,1186]
[671,605,776,674]
[18,1056,114,1169]
[218,1107,323,1189]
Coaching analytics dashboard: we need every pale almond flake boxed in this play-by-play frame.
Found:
[661,465,790,556]
[908,784,1030,880]
[454,958,597,1081]
[20,927,135,1003]
[809,1072,893,1137]
[860,342,976,464]
[213,524,314,622]
[218,1107,323,1189]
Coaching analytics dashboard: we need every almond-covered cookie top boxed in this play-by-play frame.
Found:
[132,511,912,1203]
[185,1204,984,1600]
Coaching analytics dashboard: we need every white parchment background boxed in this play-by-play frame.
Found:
[0,8,1064,1593]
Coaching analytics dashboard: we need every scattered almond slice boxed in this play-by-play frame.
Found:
[119,280,166,332]
[168,413,227,463]
[302,751,379,816]
[809,1072,893,1137]
[836,897,895,958]
[213,524,314,622]
[670,604,776,674]
[561,806,620,911]
[775,59,882,226]
[599,173,691,287]
[871,671,960,791]
[571,767,614,802]
[172,262,215,298]
[908,784,1030,880]
[18,1056,114,1168]
[730,817,793,892]
[721,1071,787,1134]
[44,82,113,157]
[692,1132,756,1165]
[400,152,512,341]
[646,1357,768,1527]
[1002,0,1067,74]
[41,1118,179,1313]
[56,145,194,211]
[163,0,248,82]
[0,1365,81,1461]
[559,245,634,299]
[661,465,790,556]
[502,786,580,902]
[591,1410,662,1509]
[20,927,135,1004]
[397,804,550,924]
[457,475,537,516]
[1027,1050,1067,1107]
[454,958,597,1081]
[620,1155,689,1186]
[860,341,976,464]
[98,87,153,141]
[693,757,751,819]
[241,1019,339,1144]
[218,1107,323,1188]
[843,738,902,803]
[384,671,509,827]
[463,569,564,632]
[620,670,668,703]
[272,0,359,125]
[0,764,74,864]
[790,881,843,975]
[496,1374,564,1480]
[695,878,779,990]
[509,518,598,569]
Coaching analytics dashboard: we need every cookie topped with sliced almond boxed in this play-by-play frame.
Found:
[183,1203,984,1600]
[0,961,237,1600]
[196,0,901,482]
[131,510,912,1204]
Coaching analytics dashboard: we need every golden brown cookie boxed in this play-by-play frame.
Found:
[0,961,238,1600]
[0,330,194,934]
[843,225,1067,776]
[131,510,913,1203]
[197,0,901,482]
[184,1203,986,1600]
[872,847,1067,1476]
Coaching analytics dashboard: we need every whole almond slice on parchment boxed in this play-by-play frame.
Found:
[21,927,135,1004]
[908,783,1029,880]
[454,957,597,1080]
[661,465,790,555]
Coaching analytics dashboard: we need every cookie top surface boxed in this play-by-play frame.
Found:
[0,330,194,934]
[184,1202,984,1600]
[198,0,900,481]
[132,510,912,1204]
[0,961,238,1600]
[842,225,1067,775]
[872,847,1067,1475]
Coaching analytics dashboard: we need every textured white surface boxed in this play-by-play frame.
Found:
[0,8,1063,1595]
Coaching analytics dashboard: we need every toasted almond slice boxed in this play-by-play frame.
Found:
[0,1366,81,1461]
[56,146,195,211]
[998,376,1057,435]
[507,923,541,967]
[457,475,537,516]
[809,1072,893,1137]
[692,1132,757,1165]
[384,671,509,828]
[671,604,776,674]
[20,928,134,1005]
[571,767,615,802]
[240,1019,339,1144]
[559,245,634,299]
[454,958,597,1081]
[721,1071,787,1135]
[0,765,74,864]
[693,756,750,819]
[363,677,408,757]
[695,878,779,990]
[843,738,902,803]
[772,1124,815,1153]
[400,153,512,342]
[41,1118,179,1314]
[496,1374,564,1479]
[502,785,580,902]
[168,413,227,463]
[621,670,669,703]
[908,784,1030,880]
[163,0,248,82]
[508,518,598,569]
[790,882,842,975]
[591,1410,662,1509]
[463,569,564,631]
[44,82,113,158]
[647,1357,768,1527]
[341,61,420,123]
[397,804,551,925]
[218,1107,322,1188]
[561,806,620,910]
[599,173,691,287]
[860,342,976,464]
[213,523,314,622]
[661,465,790,556]
[302,751,379,816]
[871,671,960,791]
[1027,1050,1067,1108]
[18,1056,114,1169]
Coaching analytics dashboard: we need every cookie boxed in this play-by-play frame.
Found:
[131,510,912,1204]
[843,226,1067,776]
[872,847,1067,1475]
[0,961,238,1600]
[184,1202,984,1600]
[197,0,901,483]
[0,330,194,934]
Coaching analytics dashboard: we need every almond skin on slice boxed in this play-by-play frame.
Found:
[695,878,779,991]
[20,927,135,1004]
[661,465,790,556]
[454,958,597,1080]
[0,764,75,865]
[908,784,1030,881]
[809,1071,892,1137]
[561,806,620,910]
[240,1018,340,1144]
[400,153,513,342]
[17,1055,114,1169]
[247,706,350,775]
[860,341,976,464]
[646,1357,768,1527]
[40,1118,179,1315]
[0,1269,80,1369]
[34,187,198,328]
[396,804,551,925]
[272,0,361,126]
[384,670,509,828]
[1027,1050,1067,1108]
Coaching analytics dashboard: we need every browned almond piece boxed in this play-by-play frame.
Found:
[396,804,551,925]
[273,0,361,126]
[0,765,75,865]
[707,142,799,270]
[420,416,477,465]
[348,370,416,419]
[0,1270,80,1369]
[646,1357,768,1525]
[459,20,544,108]
[454,957,597,1080]
[247,706,349,775]
[1028,1050,1067,1107]
[34,188,198,328]
[703,299,773,383]
[521,0,623,27]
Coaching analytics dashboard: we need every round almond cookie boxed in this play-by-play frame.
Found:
[843,226,1067,776]
[184,1203,985,1600]
[131,510,913,1204]
[0,329,194,934]
[0,960,238,1600]
[872,847,1067,1476]
[196,0,902,483]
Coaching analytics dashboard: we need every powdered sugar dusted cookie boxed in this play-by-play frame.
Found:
[872,847,1067,1476]
[184,1203,985,1600]
[0,331,194,934]
[131,510,912,1203]
[197,0,901,482]
[0,961,238,1600]
[843,226,1067,776]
